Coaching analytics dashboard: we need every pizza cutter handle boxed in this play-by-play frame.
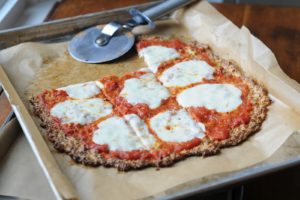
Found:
[128,0,197,29]
[142,0,197,20]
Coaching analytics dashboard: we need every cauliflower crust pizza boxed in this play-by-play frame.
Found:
[30,37,271,171]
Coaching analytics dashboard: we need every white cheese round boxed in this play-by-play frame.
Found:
[150,109,205,143]
[177,84,242,112]
[159,60,215,87]
[120,73,170,109]
[50,98,112,125]
[59,81,101,99]
[93,116,148,151]
[139,45,180,73]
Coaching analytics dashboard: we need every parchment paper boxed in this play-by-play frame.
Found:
[1,1,300,199]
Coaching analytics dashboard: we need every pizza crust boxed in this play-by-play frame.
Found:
[30,37,270,171]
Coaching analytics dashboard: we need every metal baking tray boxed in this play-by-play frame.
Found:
[1,1,300,199]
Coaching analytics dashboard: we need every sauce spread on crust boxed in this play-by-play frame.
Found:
[34,37,257,164]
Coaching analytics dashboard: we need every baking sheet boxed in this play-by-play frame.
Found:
[0,118,55,200]
[1,1,300,199]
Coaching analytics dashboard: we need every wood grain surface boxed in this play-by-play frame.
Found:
[1,1,300,199]
[47,0,154,20]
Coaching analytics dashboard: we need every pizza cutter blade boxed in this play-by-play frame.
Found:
[68,0,197,64]
[68,24,135,63]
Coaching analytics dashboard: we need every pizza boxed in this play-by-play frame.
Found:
[30,37,271,171]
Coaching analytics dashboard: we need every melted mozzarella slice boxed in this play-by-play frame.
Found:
[159,60,215,87]
[120,73,170,109]
[139,45,180,73]
[50,98,112,125]
[59,81,101,99]
[177,84,242,112]
[150,109,205,143]
[124,114,156,148]
[93,116,148,151]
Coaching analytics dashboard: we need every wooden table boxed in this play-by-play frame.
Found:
[1,1,300,199]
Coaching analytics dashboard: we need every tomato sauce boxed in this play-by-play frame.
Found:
[38,89,69,110]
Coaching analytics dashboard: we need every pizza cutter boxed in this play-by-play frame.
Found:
[68,0,197,63]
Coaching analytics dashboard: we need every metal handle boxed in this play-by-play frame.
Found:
[142,0,197,20]
[128,0,197,29]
